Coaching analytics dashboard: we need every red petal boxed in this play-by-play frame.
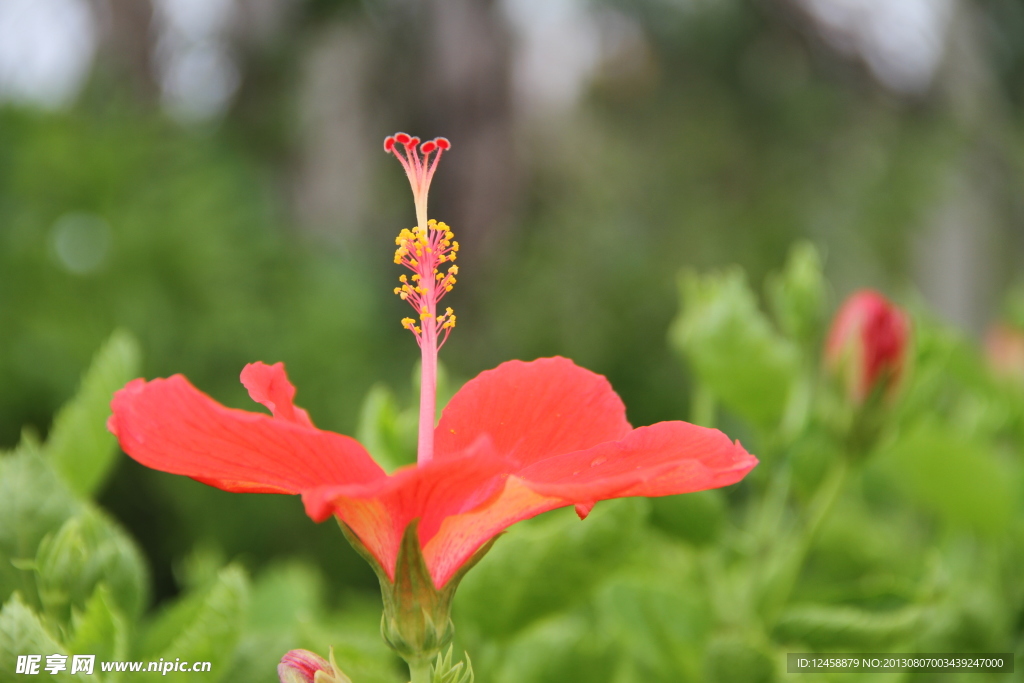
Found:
[240,362,315,428]
[518,421,756,499]
[423,477,566,586]
[434,357,632,466]
[420,421,756,586]
[109,375,385,495]
[303,448,511,583]
[574,502,595,519]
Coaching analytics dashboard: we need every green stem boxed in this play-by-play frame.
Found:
[760,458,848,625]
[408,658,432,683]
[803,457,848,546]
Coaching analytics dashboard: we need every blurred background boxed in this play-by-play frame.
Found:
[1,0,1024,641]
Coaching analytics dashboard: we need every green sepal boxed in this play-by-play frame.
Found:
[337,519,496,665]
[430,645,473,683]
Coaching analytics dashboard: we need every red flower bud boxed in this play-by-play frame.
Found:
[278,649,350,683]
[825,290,909,404]
[985,323,1024,384]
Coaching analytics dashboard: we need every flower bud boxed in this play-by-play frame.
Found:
[825,290,909,404]
[985,323,1024,384]
[278,649,351,683]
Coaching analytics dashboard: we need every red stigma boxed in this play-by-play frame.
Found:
[384,132,451,224]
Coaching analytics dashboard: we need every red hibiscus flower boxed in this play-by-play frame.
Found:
[109,356,756,589]
[108,133,757,678]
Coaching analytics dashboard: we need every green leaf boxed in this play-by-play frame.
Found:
[765,241,826,347]
[67,585,128,664]
[596,577,710,682]
[219,634,294,683]
[0,445,82,608]
[649,490,726,547]
[294,597,404,683]
[0,593,85,683]
[872,421,1014,535]
[772,603,927,649]
[454,499,648,640]
[138,565,248,683]
[246,561,323,633]
[702,634,776,683]
[45,330,141,497]
[491,613,615,683]
[669,268,799,429]
[356,362,461,473]
[36,508,148,622]
[356,384,416,473]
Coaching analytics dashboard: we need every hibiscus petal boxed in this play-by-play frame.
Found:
[420,421,756,587]
[423,476,565,587]
[109,375,385,494]
[517,421,757,500]
[434,357,632,466]
[304,451,511,583]
[574,502,596,519]
[240,361,315,428]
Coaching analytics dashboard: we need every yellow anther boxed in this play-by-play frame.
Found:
[436,273,444,280]
[399,275,407,283]
[452,241,459,251]
[445,285,453,292]
[409,259,418,266]
[445,307,453,316]
[415,286,426,295]
[411,274,420,281]
[449,265,458,275]
[400,292,408,300]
